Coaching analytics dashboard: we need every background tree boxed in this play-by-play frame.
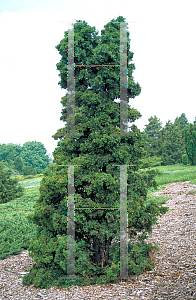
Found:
[22,17,168,290]
[0,143,22,168]
[20,141,50,174]
[22,165,37,176]
[174,112,189,145]
[0,161,24,204]
[0,142,50,175]
[161,120,186,165]
[139,131,163,168]
[143,116,163,158]
[184,123,196,165]
[13,156,24,173]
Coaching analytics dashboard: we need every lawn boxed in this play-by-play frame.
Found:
[0,164,196,260]
[18,177,42,188]
[150,163,196,186]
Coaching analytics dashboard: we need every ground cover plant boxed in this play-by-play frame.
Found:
[0,186,39,260]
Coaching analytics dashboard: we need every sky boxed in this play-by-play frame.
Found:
[0,0,196,158]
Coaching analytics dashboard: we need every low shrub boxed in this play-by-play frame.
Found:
[0,162,24,204]
[139,156,163,169]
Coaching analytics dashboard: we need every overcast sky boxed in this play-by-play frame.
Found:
[0,0,196,158]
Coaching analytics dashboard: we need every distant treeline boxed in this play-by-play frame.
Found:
[0,141,53,176]
[1,113,196,176]
[140,113,196,168]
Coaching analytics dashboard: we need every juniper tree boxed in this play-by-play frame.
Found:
[22,16,168,290]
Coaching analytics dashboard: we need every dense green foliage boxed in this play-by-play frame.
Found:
[174,113,189,141]
[0,141,50,175]
[184,123,196,165]
[141,113,192,167]
[0,165,194,262]
[161,120,186,165]
[182,154,189,165]
[20,141,50,174]
[21,16,169,290]
[139,156,163,169]
[0,143,22,167]
[0,161,24,204]
[13,157,23,173]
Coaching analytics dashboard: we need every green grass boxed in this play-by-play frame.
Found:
[150,163,196,173]
[187,189,196,195]
[0,164,196,261]
[150,164,196,186]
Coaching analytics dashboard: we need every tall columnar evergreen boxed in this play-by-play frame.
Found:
[143,116,163,157]
[22,17,168,290]
[184,123,196,165]
[174,113,189,141]
[161,120,186,165]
